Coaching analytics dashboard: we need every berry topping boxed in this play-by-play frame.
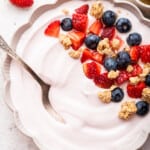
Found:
[81,48,104,64]
[89,20,103,35]
[45,20,60,38]
[75,4,89,15]
[140,45,150,63]
[116,70,129,85]
[61,18,73,31]
[127,82,146,98]
[68,30,85,50]
[94,72,114,89]
[9,0,33,7]
[85,34,101,50]
[136,101,149,116]
[127,33,142,46]
[129,46,140,63]
[104,57,117,71]
[83,61,101,79]
[72,13,88,32]
[116,18,132,33]
[116,51,131,70]
[145,74,150,86]
[101,26,116,40]
[102,10,117,27]
[129,64,142,77]
[111,87,124,102]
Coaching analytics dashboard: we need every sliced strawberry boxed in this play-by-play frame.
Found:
[130,46,140,63]
[127,82,146,98]
[72,13,88,32]
[129,64,142,77]
[75,4,89,15]
[83,61,101,79]
[116,70,129,85]
[44,20,60,38]
[101,26,116,40]
[68,30,85,50]
[89,20,103,35]
[10,0,33,7]
[94,72,114,89]
[81,48,104,64]
[140,45,150,63]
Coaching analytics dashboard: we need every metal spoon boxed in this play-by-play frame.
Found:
[0,35,65,123]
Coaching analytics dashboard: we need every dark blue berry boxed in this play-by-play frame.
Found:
[111,87,124,102]
[117,51,131,70]
[116,18,132,33]
[127,32,142,46]
[85,34,101,50]
[61,18,73,31]
[145,74,150,86]
[136,101,149,116]
[104,57,117,71]
[102,10,117,27]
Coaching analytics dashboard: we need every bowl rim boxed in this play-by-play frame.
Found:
[135,0,150,8]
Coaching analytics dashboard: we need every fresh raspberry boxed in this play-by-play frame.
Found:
[72,13,88,32]
[127,82,146,98]
[94,72,114,89]
[116,70,129,85]
[129,46,140,63]
[9,0,33,7]
[83,61,101,79]
[129,64,142,77]
[140,45,150,63]
[75,4,89,15]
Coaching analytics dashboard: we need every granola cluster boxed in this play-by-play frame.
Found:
[142,88,150,103]
[68,49,82,59]
[119,101,137,120]
[98,91,111,103]
[108,70,119,80]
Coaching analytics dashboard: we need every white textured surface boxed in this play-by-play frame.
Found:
[0,0,150,150]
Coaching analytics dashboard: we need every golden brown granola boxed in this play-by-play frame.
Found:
[98,91,111,103]
[129,76,141,85]
[126,65,134,73]
[142,88,150,103]
[139,64,150,78]
[111,38,120,50]
[68,49,82,59]
[119,101,137,120]
[90,1,104,19]
[108,70,119,79]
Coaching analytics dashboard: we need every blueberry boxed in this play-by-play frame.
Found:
[85,34,101,50]
[136,101,149,116]
[145,74,150,86]
[111,87,124,102]
[116,51,131,70]
[104,57,117,71]
[102,10,117,27]
[61,18,73,31]
[127,32,142,46]
[116,18,132,33]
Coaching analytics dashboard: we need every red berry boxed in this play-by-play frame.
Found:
[89,20,103,35]
[72,13,88,32]
[140,45,150,63]
[94,72,114,89]
[81,48,104,64]
[10,0,33,7]
[129,64,142,77]
[127,82,146,98]
[130,46,140,63]
[101,26,116,40]
[68,30,85,50]
[83,61,101,79]
[44,20,60,38]
[75,4,89,15]
[116,70,129,85]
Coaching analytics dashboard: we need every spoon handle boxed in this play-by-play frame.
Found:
[0,35,46,86]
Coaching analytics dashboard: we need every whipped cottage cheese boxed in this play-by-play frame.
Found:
[9,1,150,150]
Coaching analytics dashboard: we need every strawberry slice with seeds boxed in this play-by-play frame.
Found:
[75,4,89,15]
[94,72,114,89]
[89,20,103,35]
[72,13,88,32]
[130,46,140,63]
[44,20,60,38]
[10,0,33,7]
[101,26,116,40]
[116,70,129,85]
[140,45,150,63]
[81,48,104,64]
[127,82,146,98]
[83,61,101,79]
[68,30,85,50]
